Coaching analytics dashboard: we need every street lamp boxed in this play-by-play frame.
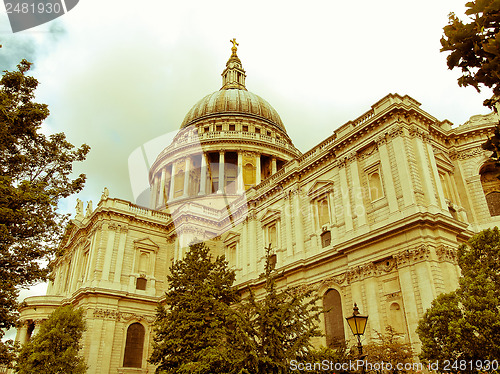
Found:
[345,303,368,358]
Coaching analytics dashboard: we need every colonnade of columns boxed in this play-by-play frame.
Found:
[151,151,281,208]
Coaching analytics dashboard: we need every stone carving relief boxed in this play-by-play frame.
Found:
[408,125,430,142]
[395,245,430,266]
[435,245,457,263]
[449,146,487,160]
[319,245,434,287]
[92,308,155,323]
[358,143,378,160]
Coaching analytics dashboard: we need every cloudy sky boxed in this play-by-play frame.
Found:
[0,0,494,322]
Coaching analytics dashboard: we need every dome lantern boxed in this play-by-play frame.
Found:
[221,38,247,90]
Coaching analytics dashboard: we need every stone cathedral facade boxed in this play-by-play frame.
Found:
[16,42,500,373]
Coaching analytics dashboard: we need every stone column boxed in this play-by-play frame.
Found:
[339,164,354,232]
[85,229,99,283]
[150,174,159,209]
[412,134,438,207]
[101,224,116,282]
[159,168,167,206]
[256,154,261,185]
[271,157,277,175]
[377,137,399,213]
[217,151,225,194]
[169,162,176,201]
[284,193,294,257]
[293,187,305,254]
[349,154,367,227]
[113,226,128,284]
[248,214,257,273]
[237,151,244,193]
[426,141,448,210]
[182,157,191,198]
[199,154,207,196]
[328,191,338,242]
[392,131,416,207]
[17,322,28,345]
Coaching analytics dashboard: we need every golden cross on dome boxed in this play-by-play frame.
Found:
[230,38,238,55]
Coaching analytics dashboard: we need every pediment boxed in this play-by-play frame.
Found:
[434,152,454,171]
[134,237,159,252]
[221,231,240,245]
[307,180,334,198]
[60,220,81,249]
[260,208,281,225]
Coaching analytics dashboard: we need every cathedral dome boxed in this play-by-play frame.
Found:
[180,89,285,132]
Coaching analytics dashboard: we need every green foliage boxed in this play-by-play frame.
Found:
[482,122,500,166]
[0,60,89,364]
[440,0,500,103]
[15,305,87,374]
[293,345,353,374]
[364,326,414,374]
[417,228,500,372]
[149,242,239,374]
[232,246,323,374]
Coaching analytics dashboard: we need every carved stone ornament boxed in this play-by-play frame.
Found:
[93,309,121,321]
[92,309,155,323]
[435,245,458,263]
[388,125,404,139]
[319,245,430,286]
[449,146,488,161]
[395,244,430,266]
[408,126,430,142]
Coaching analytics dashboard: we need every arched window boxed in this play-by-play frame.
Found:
[323,289,345,348]
[268,224,277,249]
[318,198,330,227]
[123,323,145,368]
[138,252,149,274]
[389,302,405,333]
[480,164,500,216]
[369,172,383,201]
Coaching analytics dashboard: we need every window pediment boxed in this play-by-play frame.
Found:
[133,238,159,253]
[222,231,240,246]
[307,180,334,200]
[260,209,281,226]
[435,152,454,172]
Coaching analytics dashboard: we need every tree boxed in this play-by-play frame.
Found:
[440,0,500,105]
[15,305,87,374]
[417,228,500,371]
[363,326,414,374]
[0,60,89,363]
[232,246,323,374]
[149,242,239,374]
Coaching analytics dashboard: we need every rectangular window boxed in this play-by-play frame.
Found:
[267,223,277,249]
[321,230,331,248]
[136,277,147,290]
[368,171,383,201]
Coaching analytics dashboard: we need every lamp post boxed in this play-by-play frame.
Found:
[345,303,368,359]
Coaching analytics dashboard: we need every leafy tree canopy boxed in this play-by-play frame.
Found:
[232,246,323,374]
[0,60,89,364]
[15,305,87,374]
[364,326,414,374]
[149,242,239,374]
[417,228,500,372]
[441,0,500,106]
